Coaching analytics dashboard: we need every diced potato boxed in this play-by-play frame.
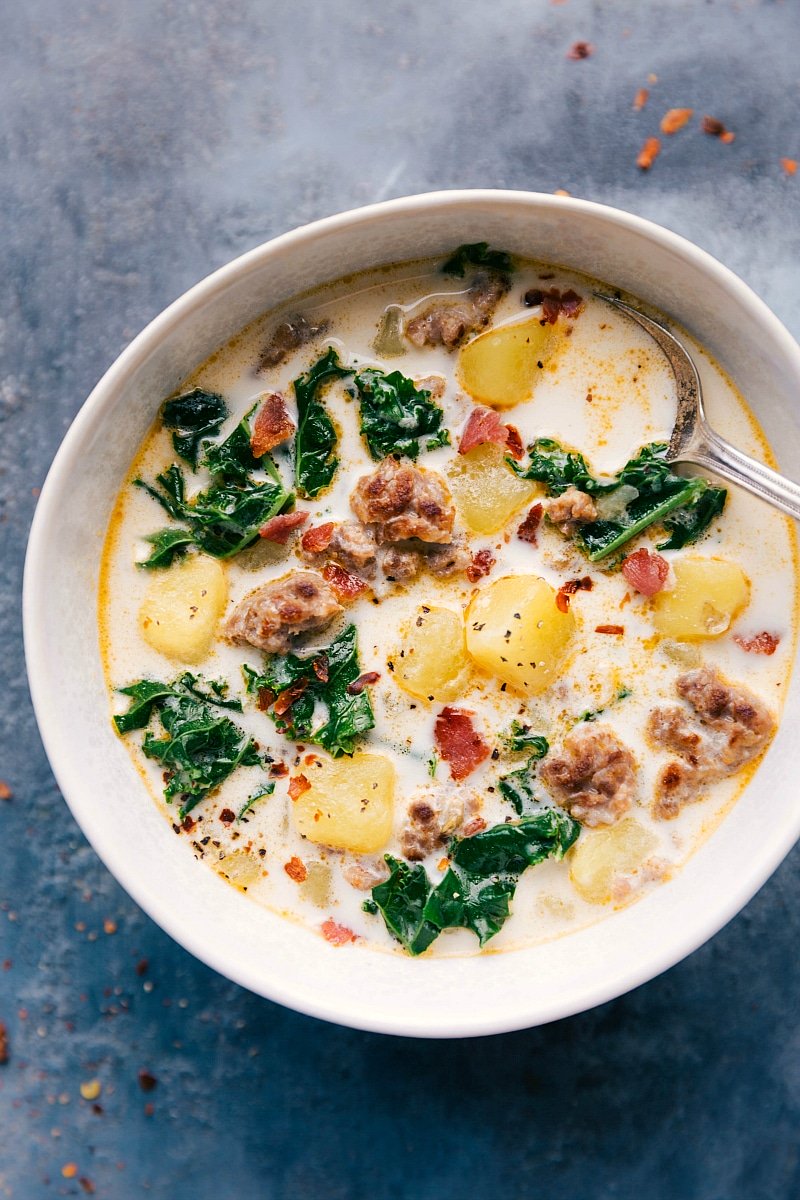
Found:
[652,557,749,641]
[299,861,332,908]
[217,849,261,892]
[465,574,575,695]
[139,553,227,663]
[569,819,658,905]
[293,754,395,854]
[447,444,537,535]
[394,606,471,702]
[457,315,555,409]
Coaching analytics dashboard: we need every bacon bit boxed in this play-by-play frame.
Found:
[734,631,780,656]
[288,774,310,801]
[273,678,309,717]
[62,1164,78,1180]
[79,1178,96,1195]
[621,547,669,596]
[137,1069,157,1093]
[702,115,735,143]
[346,670,381,695]
[505,424,524,460]
[556,576,593,613]
[284,856,308,883]
[467,548,496,583]
[458,406,524,459]
[633,87,649,111]
[517,503,543,545]
[434,706,490,781]
[301,521,335,553]
[270,761,289,778]
[219,809,235,825]
[553,188,571,197]
[660,107,693,135]
[259,510,308,543]
[462,817,487,837]
[0,781,11,801]
[250,392,295,456]
[523,286,584,323]
[437,856,450,871]
[781,158,798,177]
[103,919,117,935]
[256,686,276,711]
[595,624,625,636]
[0,1021,8,1064]
[637,136,661,170]
[181,814,195,832]
[322,561,368,601]
[566,41,594,60]
[321,919,358,946]
[312,655,329,683]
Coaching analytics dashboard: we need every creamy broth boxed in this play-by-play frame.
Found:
[99,251,796,958]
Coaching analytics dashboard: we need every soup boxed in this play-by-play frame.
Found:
[99,244,796,957]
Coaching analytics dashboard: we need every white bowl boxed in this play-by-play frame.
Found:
[24,190,800,1037]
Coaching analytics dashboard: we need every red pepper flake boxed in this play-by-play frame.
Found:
[273,678,309,717]
[633,87,649,111]
[517,503,543,545]
[0,781,11,801]
[556,576,593,613]
[566,40,594,60]
[270,762,289,778]
[181,814,195,833]
[322,561,368,601]
[256,686,275,712]
[311,655,329,683]
[734,631,780,656]
[135,958,149,977]
[301,522,335,553]
[346,671,381,695]
[466,548,496,583]
[595,624,625,636]
[621,547,669,596]
[434,706,490,781]
[321,919,358,946]
[637,136,661,170]
[79,1178,96,1195]
[258,510,309,544]
[462,817,487,837]
[660,107,693,135]
[702,115,735,143]
[219,809,235,825]
[781,158,798,177]
[250,392,295,456]
[137,1069,157,1093]
[284,856,308,883]
[288,774,310,801]
[0,1020,8,1064]
[505,424,524,460]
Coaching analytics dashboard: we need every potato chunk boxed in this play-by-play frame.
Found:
[652,557,749,641]
[394,606,471,702]
[569,818,657,905]
[139,554,227,663]
[457,315,555,409]
[447,444,537,535]
[465,574,575,695]
[293,755,395,853]
[217,849,261,892]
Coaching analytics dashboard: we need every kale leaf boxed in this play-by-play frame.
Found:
[441,242,513,277]
[203,406,261,482]
[243,624,375,757]
[293,348,353,497]
[510,438,618,496]
[370,811,580,955]
[501,721,549,757]
[138,528,195,569]
[659,484,727,550]
[353,368,450,460]
[237,781,275,823]
[498,761,539,816]
[114,674,261,817]
[161,389,227,468]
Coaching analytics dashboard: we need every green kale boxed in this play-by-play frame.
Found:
[441,242,513,277]
[293,348,353,497]
[114,679,181,733]
[371,811,580,955]
[510,438,617,496]
[203,406,261,482]
[659,484,727,550]
[353,368,450,460]
[237,782,275,823]
[577,685,632,724]
[161,389,227,468]
[138,528,195,569]
[501,721,549,757]
[498,760,539,816]
[243,624,375,757]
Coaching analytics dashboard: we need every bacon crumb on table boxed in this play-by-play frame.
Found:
[637,136,661,170]
[660,107,693,135]
[733,631,779,656]
[633,87,649,111]
[702,115,735,143]
[284,857,308,883]
[566,41,594,60]
[517,503,543,545]
[434,706,490,781]
[321,919,358,946]
[322,561,369,601]
[0,781,11,801]
[259,511,308,543]
[781,158,798,177]
[250,392,295,456]
[0,1020,8,1064]
[621,547,669,596]
[288,774,310,801]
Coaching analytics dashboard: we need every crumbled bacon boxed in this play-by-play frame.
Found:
[466,549,496,583]
[517,503,543,545]
[270,762,289,777]
[621,547,669,596]
[637,136,661,170]
[259,511,309,543]
[781,158,798,177]
[346,671,381,695]
[288,774,310,801]
[458,406,525,460]
[321,919,358,946]
[256,687,275,711]
[250,392,295,456]
[434,706,490,781]
[523,286,584,323]
[702,115,735,143]
[301,522,335,553]
[322,561,368,601]
[566,40,594,60]
[312,655,329,682]
[462,817,487,837]
[284,857,308,883]
[733,631,780,656]
[660,107,693,135]
[556,576,593,613]
[273,678,309,717]
[633,87,649,111]
[596,624,624,635]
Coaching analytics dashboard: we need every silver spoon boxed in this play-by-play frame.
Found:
[596,294,800,521]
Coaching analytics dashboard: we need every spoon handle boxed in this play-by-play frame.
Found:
[680,422,800,522]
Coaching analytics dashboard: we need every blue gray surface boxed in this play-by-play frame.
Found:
[2,1,800,1196]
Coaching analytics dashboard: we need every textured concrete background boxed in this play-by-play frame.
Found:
[2,1,800,1196]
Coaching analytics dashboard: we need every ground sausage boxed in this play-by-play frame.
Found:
[547,487,598,535]
[224,570,342,654]
[258,314,329,371]
[540,725,637,826]
[351,457,455,544]
[300,520,378,577]
[405,272,510,350]
[382,535,472,582]
[399,791,464,861]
